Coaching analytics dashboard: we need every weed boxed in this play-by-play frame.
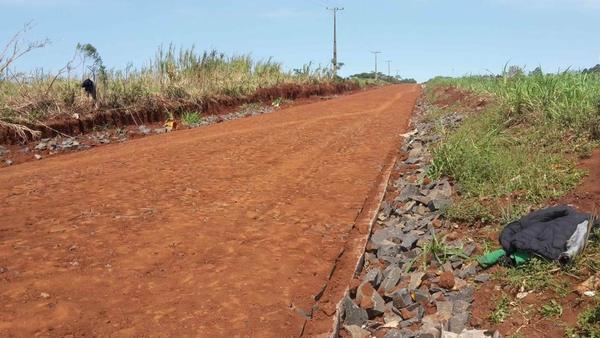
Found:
[181,112,202,126]
[539,299,563,318]
[566,303,600,338]
[490,295,511,324]
[405,229,468,272]
[497,257,558,291]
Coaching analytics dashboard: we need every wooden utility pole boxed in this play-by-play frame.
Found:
[386,60,392,77]
[371,51,381,81]
[327,7,344,77]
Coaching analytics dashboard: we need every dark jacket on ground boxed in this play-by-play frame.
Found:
[499,205,590,261]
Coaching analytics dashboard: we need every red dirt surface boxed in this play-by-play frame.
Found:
[0,84,421,337]
[559,148,600,213]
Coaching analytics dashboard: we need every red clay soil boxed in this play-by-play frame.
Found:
[559,148,600,213]
[0,84,421,337]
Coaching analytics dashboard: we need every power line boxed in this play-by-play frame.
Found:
[327,7,344,77]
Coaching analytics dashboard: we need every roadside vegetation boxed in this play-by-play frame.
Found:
[428,68,600,222]
[424,65,600,336]
[349,72,417,86]
[0,24,354,141]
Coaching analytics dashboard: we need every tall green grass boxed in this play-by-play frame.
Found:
[427,70,600,222]
[0,44,341,137]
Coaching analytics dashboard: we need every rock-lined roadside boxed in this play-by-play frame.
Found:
[1,104,276,167]
[339,104,499,338]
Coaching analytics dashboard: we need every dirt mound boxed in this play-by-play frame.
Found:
[432,86,489,111]
[0,82,359,145]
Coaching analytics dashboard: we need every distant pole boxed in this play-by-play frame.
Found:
[371,51,381,81]
[327,7,344,77]
[386,60,392,77]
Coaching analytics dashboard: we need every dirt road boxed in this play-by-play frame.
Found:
[0,85,421,337]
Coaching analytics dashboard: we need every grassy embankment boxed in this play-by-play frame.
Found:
[425,70,600,337]
[0,43,350,140]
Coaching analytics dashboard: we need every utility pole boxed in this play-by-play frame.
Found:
[386,60,392,77]
[327,7,344,77]
[371,51,381,81]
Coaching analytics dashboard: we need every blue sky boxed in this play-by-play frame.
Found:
[0,0,599,82]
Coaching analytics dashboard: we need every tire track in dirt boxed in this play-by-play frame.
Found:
[0,85,420,337]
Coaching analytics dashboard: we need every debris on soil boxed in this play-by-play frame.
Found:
[0,102,279,167]
[338,101,499,337]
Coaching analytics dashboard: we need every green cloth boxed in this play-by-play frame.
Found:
[477,249,531,268]
[477,249,506,268]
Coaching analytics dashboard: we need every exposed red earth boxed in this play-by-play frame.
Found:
[0,84,421,337]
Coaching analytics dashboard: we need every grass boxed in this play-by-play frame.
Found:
[539,299,563,318]
[181,111,202,126]
[567,302,600,338]
[404,229,469,272]
[427,70,599,222]
[490,295,511,324]
[1,35,353,140]
[425,68,600,334]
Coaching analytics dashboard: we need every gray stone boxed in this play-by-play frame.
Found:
[380,256,403,265]
[409,272,425,290]
[448,286,474,303]
[384,309,403,325]
[381,201,393,218]
[397,201,416,215]
[344,325,370,338]
[34,154,42,160]
[371,292,387,317]
[0,266,6,273]
[451,260,464,270]
[371,229,392,248]
[417,324,441,338]
[428,197,452,211]
[154,127,168,134]
[4,159,13,166]
[401,232,420,251]
[405,157,420,165]
[413,289,430,303]
[385,329,416,338]
[377,245,400,259]
[448,312,469,334]
[400,317,420,328]
[397,184,420,203]
[452,300,471,315]
[364,268,383,288]
[474,274,490,283]
[380,267,403,293]
[457,263,477,279]
[34,142,47,150]
[391,288,413,308]
[342,296,368,327]
[463,243,476,257]
[435,300,453,319]
[410,194,433,206]
[138,125,151,134]
[0,145,8,156]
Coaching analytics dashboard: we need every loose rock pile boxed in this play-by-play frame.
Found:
[339,108,499,338]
